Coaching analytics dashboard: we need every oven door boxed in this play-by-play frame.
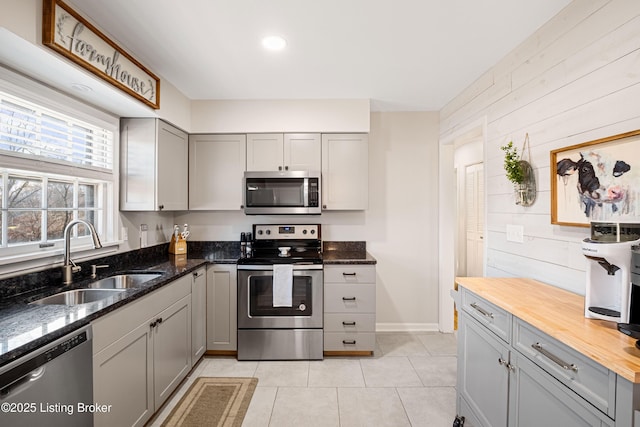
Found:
[238,265,323,329]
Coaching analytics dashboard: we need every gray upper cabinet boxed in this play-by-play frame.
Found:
[188,134,246,210]
[246,133,321,172]
[321,133,368,210]
[120,118,188,211]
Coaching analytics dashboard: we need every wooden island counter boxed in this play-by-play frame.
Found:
[454,277,640,427]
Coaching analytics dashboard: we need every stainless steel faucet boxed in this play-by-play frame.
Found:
[62,219,103,284]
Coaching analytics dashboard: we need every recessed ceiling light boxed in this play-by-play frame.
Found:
[261,35,287,51]
[70,83,93,92]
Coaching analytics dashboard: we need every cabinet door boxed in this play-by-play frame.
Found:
[120,118,156,211]
[246,133,284,171]
[189,134,246,210]
[321,133,368,210]
[207,264,238,351]
[284,133,321,171]
[458,312,509,427]
[153,294,192,406]
[156,121,188,211]
[508,353,613,427]
[191,268,207,363]
[94,320,154,427]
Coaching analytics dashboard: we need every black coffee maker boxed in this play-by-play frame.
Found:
[617,246,640,348]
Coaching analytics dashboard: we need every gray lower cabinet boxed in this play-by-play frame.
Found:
[323,264,376,353]
[456,287,617,427]
[206,264,237,351]
[92,275,192,427]
[509,352,613,427]
[458,311,509,427]
[191,268,207,363]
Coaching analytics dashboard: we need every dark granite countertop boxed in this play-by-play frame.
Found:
[0,257,208,368]
[322,241,377,265]
[322,251,377,264]
[0,241,240,368]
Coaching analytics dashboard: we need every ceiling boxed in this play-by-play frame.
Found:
[51,1,571,112]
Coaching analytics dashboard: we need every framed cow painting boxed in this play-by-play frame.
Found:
[551,129,640,227]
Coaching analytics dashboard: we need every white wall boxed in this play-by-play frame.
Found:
[191,99,370,133]
[178,111,441,330]
[368,112,440,330]
[439,0,640,295]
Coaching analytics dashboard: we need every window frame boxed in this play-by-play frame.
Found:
[0,66,120,275]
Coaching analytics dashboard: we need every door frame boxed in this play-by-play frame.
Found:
[438,117,487,332]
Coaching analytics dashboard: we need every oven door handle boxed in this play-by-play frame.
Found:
[237,264,324,271]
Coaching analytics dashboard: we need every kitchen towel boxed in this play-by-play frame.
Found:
[272,264,293,307]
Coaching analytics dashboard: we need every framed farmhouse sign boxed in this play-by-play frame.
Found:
[42,0,160,109]
[550,129,640,227]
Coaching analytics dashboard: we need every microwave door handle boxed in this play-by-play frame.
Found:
[303,178,309,207]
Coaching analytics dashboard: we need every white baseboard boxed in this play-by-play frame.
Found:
[375,323,440,332]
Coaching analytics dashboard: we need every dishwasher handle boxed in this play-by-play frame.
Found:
[0,325,91,398]
[0,366,46,399]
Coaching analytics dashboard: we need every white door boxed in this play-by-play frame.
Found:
[465,163,484,276]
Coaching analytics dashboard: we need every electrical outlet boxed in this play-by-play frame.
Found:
[506,224,524,243]
[121,227,128,241]
[140,224,148,248]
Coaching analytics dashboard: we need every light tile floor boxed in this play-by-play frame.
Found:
[150,332,457,427]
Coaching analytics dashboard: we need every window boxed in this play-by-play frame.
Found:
[0,172,105,248]
[0,85,115,263]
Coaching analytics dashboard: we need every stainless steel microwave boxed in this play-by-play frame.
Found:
[243,171,321,215]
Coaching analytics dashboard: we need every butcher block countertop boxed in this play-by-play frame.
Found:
[456,277,640,383]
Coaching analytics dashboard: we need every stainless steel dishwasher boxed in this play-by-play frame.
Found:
[0,325,93,427]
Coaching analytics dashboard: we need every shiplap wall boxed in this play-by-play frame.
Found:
[440,0,640,295]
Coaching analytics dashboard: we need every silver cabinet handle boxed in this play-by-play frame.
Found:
[470,302,494,319]
[498,357,508,367]
[532,343,578,373]
[498,357,515,372]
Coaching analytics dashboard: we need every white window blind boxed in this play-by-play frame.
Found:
[0,90,113,171]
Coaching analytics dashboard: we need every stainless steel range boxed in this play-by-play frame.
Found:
[237,224,323,360]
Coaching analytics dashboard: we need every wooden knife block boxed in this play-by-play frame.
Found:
[169,235,187,254]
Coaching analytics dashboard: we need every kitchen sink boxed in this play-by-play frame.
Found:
[31,289,126,306]
[87,272,163,289]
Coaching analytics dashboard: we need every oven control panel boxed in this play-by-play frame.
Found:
[254,224,320,240]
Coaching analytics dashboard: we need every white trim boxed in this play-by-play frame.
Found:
[438,116,488,333]
[0,65,118,130]
[0,241,121,279]
[375,323,440,333]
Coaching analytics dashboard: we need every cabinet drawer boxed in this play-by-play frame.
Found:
[324,283,376,313]
[324,332,376,351]
[513,319,615,417]
[324,313,375,332]
[324,265,376,283]
[461,288,511,343]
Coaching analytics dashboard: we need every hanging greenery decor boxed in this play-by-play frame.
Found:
[500,141,525,184]
[501,135,537,206]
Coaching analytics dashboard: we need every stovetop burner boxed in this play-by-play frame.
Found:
[238,224,322,265]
